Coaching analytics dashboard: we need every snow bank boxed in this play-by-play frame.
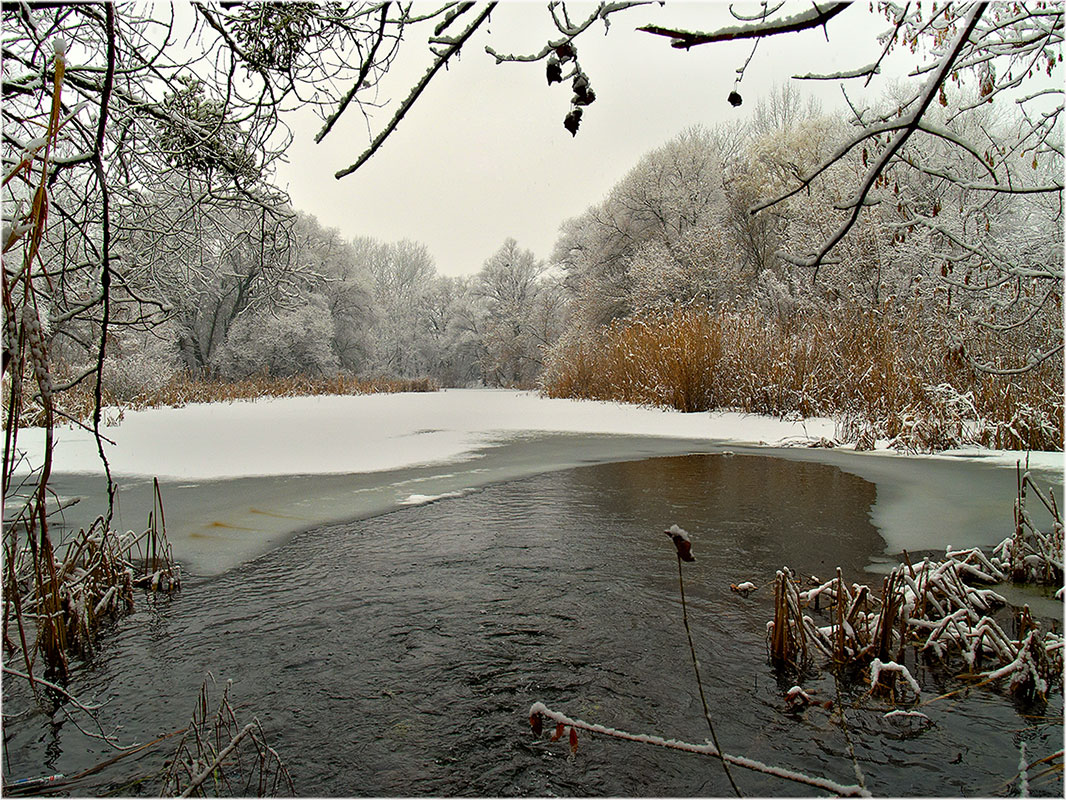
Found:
[13,389,839,480]
[10,389,1061,578]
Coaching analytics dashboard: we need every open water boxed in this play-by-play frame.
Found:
[2,454,1062,796]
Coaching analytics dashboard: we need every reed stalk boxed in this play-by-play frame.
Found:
[675,552,741,796]
[542,305,1063,452]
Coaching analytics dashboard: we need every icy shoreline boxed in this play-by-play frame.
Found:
[8,389,1063,577]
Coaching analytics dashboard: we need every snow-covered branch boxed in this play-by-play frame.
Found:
[528,702,871,796]
[335,3,497,179]
[638,2,851,48]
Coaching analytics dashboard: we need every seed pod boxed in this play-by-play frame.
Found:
[727,91,742,107]
[3,307,18,359]
[572,73,595,106]
[665,525,695,562]
[22,305,52,401]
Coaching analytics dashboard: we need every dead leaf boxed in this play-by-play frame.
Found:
[563,109,581,137]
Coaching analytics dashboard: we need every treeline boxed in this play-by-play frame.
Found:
[64,218,566,401]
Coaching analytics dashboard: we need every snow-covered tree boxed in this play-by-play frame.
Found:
[555,126,732,325]
[476,238,546,388]
[361,239,439,378]
[293,215,375,373]
[212,295,340,380]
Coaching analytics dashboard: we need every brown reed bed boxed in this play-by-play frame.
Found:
[12,371,440,428]
[3,479,180,684]
[542,305,1063,452]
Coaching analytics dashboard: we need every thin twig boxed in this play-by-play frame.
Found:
[335,3,496,179]
[677,553,742,796]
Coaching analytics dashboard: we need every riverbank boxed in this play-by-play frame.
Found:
[8,389,1063,576]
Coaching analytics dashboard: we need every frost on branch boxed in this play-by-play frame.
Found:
[527,702,869,796]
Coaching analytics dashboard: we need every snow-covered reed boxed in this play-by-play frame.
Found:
[994,464,1064,585]
[782,547,1062,704]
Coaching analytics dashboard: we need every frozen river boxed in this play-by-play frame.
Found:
[4,390,1063,795]
[9,389,1063,577]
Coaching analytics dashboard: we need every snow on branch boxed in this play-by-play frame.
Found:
[528,702,871,797]
[772,3,988,275]
[315,4,391,144]
[638,2,851,49]
[793,63,881,81]
[485,1,652,64]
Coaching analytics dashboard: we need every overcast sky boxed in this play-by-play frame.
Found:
[272,2,910,277]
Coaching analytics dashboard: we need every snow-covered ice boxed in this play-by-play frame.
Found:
[12,389,838,479]
[8,389,1063,577]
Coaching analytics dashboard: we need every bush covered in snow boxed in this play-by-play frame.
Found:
[212,298,340,380]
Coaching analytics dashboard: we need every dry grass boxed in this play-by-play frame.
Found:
[782,473,1064,703]
[14,372,440,427]
[133,373,439,408]
[767,567,810,669]
[543,305,1063,452]
[162,676,294,797]
[3,505,180,682]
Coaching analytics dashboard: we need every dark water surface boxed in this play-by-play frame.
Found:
[3,454,1062,796]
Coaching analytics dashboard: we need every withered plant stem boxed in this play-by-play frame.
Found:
[676,553,742,797]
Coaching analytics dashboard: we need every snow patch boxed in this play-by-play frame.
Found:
[398,491,465,506]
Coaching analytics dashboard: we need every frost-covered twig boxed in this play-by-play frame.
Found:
[528,702,870,796]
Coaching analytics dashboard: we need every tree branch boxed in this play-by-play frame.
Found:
[775,3,987,276]
[335,3,497,179]
[315,3,392,144]
[639,2,850,48]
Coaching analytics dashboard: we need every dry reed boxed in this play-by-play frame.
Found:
[3,485,180,684]
[765,469,1063,704]
[161,676,294,797]
[12,371,440,428]
[543,305,1063,452]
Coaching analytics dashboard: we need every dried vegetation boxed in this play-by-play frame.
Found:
[767,464,1063,704]
[3,479,180,683]
[13,371,440,428]
[543,304,1063,452]
[161,677,294,798]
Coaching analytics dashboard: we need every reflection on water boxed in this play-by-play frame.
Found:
[3,455,1061,797]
